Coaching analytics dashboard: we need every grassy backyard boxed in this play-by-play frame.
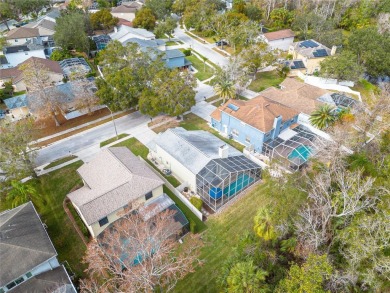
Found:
[0,161,87,278]
[248,70,285,92]
[173,181,270,292]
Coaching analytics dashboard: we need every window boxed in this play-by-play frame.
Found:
[26,272,32,278]
[15,39,18,42]
[6,282,16,290]
[15,277,24,285]
[245,136,251,143]
[232,129,239,136]
[145,191,153,201]
[98,217,108,227]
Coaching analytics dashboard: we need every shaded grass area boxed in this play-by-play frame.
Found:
[113,137,181,187]
[248,70,285,92]
[163,186,206,233]
[43,155,77,170]
[66,199,90,238]
[185,54,215,81]
[173,182,270,292]
[352,79,380,101]
[0,161,87,278]
[100,133,129,147]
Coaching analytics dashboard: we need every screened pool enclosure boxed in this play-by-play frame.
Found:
[196,156,261,211]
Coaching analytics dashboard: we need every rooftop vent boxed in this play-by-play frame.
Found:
[227,104,239,111]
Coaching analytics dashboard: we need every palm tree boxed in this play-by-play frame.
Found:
[6,180,38,208]
[227,261,268,293]
[309,104,337,130]
[253,207,277,241]
[214,79,236,104]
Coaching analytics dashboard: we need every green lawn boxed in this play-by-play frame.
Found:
[180,113,245,152]
[173,182,270,292]
[165,41,178,46]
[185,54,215,81]
[248,70,285,92]
[352,79,380,101]
[100,133,129,147]
[0,161,87,278]
[43,155,78,170]
[113,137,181,187]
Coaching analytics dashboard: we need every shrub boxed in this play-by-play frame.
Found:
[190,197,203,211]
[50,49,72,61]
[190,220,197,233]
[183,49,192,56]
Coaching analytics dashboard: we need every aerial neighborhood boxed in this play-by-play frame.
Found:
[0,0,389,292]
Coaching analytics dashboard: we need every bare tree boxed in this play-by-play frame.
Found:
[81,208,202,292]
[72,79,100,115]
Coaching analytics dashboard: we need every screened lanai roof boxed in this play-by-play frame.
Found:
[59,58,91,77]
[318,92,358,108]
[93,35,111,50]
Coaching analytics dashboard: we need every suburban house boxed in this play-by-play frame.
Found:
[259,78,332,118]
[0,202,76,293]
[124,38,192,70]
[210,96,299,154]
[148,128,261,211]
[110,25,155,43]
[210,96,323,170]
[261,29,295,51]
[59,57,92,78]
[0,57,63,91]
[5,27,41,45]
[288,39,336,74]
[3,94,29,120]
[67,147,165,237]
[110,2,143,21]
[24,19,56,38]
[3,44,46,67]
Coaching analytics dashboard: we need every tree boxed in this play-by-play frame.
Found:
[54,11,90,53]
[6,181,39,208]
[253,206,278,241]
[145,0,174,20]
[269,8,294,29]
[276,254,333,293]
[0,119,36,184]
[139,69,196,117]
[0,32,7,51]
[81,208,201,292]
[214,78,235,104]
[90,8,118,34]
[309,104,337,130]
[226,261,268,293]
[239,42,276,79]
[133,7,157,30]
[50,49,73,61]
[72,79,101,115]
[154,17,177,39]
[319,50,363,82]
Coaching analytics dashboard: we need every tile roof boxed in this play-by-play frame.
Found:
[111,2,142,13]
[259,78,331,114]
[0,202,57,287]
[9,265,76,293]
[263,29,295,41]
[292,39,331,59]
[149,127,242,175]
[110,26,155,41]
[117,18,133,27]
[67,147,164,225]
[3,94,28,109]
[211,96,299,133]
[6,27,40,39]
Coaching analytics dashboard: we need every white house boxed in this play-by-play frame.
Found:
[109,25,155,43]
[0,202,76,293]
[67,147,165,237]
[5,27,41,45]
[4,44,46,67]
[261,29,295,51]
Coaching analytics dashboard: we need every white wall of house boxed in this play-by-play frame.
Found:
[7,37,41,45]
[266,37,294,51]
[6,50,46,67]
[150,145,197,190]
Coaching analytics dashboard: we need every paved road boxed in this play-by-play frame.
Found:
[35,111,149,166]
[174,27,229,68]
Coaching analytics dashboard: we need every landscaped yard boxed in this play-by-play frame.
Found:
[0,161,87,278]
[186,54,215,81]
[113,137,181,187]
[248,70,285,92]
[173,181,270,292]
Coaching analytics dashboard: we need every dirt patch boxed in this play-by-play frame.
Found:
[148,115,173,127]
[152,119,180,133]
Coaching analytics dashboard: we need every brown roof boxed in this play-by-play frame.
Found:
[259,78,330,114]
[0,57,62,84]
[111,3,141,13]
[117,18,133,27]
[263,29,295,41]
[211,96,299,133]
[67,147,164,225]
[6,27,40,39]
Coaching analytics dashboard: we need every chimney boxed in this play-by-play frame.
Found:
[219,144,229,159]
[331,45,337,56]
[272,116,283,139]
[114,26,118,33]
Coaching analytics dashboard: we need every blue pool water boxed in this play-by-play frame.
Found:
[288,145,312,161]
[224,174,254,197]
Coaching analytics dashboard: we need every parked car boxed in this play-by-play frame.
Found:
[215,40,228,46]
[162,168,172,175]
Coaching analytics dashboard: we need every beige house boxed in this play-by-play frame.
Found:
[0,57,63,91]
[6,27,41,45]
[110,2,143,22]
[67,147,164,238]
[288,39,336,74]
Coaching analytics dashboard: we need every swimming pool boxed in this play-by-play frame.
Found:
[288,145,312,161]
[223,174,254,197]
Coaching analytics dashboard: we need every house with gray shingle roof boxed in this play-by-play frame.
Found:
[67,147,165,237]
[0,202,76,293]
